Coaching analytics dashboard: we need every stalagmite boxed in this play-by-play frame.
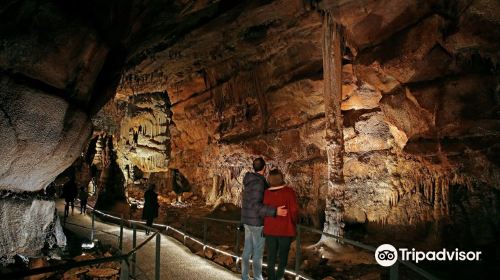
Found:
[321,11,346,244]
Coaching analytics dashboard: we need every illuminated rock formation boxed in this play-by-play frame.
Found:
[116,92,171,175]
[1,0,499,262]
[116,0,500,247]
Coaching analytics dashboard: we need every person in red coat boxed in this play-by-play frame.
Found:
[263,169,299,280]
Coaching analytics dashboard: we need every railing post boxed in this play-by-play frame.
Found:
[119,214,123,251]
[203,219,207,245]
[235,226,240,256]
[390,261,399,280]
[91,211,95,241]
[155,232,161,280]
[132,223,136,277]
[294,225,301,280]
[120,258,130,279]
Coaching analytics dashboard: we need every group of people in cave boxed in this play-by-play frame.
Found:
[141,157,298,280]
[61,178,89,218]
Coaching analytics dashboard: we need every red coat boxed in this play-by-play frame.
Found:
[263,186,298,237]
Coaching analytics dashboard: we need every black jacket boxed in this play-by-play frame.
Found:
[142,189,159,220]
[241,172,276,226]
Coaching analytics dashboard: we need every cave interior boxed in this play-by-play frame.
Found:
[0,0,499,279]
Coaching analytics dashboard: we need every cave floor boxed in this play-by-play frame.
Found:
[56,200,239,280]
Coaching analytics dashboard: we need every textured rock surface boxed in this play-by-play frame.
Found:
[0,77,91,192]
[113,0,500,247]
[116,92,172,173]
[0,0,144,260]
[0,198,66,264]
[1,0,499,260]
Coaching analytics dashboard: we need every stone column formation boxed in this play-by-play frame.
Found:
[322,11,346,241]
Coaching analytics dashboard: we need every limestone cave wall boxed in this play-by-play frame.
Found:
[116,0,500,246]
[1,0,499,261]
[0,0,156,260]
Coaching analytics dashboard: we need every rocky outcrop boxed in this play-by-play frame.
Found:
[93,135,127,211]
[0,196,66,265]
[0,0,143,260]
[116,0,500,247]
[116,92,172,174]
[0,77,91,192]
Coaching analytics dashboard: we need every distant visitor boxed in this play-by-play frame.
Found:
[143,184,159,235]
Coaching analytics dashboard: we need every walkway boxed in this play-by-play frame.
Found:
[56,202,239,280]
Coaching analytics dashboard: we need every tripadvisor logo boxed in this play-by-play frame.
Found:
[375,244,482,267]
[375,244,398,267]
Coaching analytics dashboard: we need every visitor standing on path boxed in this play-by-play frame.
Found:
[62,179,78,218]
[143,184,159,235]
[79,186,89,214]
[263,169,299,280]
[241,157,288,280]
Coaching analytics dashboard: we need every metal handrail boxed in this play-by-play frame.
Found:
[92,208,439,280]
[200,216,241,224]
[1,205,162,280]
[297,225,376,252]
[3,202,438,280]
[88,205,162,280]
[197,217,440,280]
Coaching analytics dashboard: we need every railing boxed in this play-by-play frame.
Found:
[1,206,162,280]
[296,225,440,280]
[192,217,439,280]
[91,207,162,279]
[2,203,439,280]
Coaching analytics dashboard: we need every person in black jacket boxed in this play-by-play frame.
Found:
[142,184,159,235]
[79,186,89,214]
[241,157,287,280]
[62,179,78,218]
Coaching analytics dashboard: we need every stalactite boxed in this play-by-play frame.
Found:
[229,165,242,180]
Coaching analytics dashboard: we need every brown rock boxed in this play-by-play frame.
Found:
[27,258,52,280]
[168,191,177,200]
[73,254,95,262]
[215,245,230,251]
[332,0,435,48]
[213,255,234,267]
[99,261,121,271]
[341,85,382,111]
[63,267,89,279]
[182,192,194,200]
[380,89,433,139]
[205,249,214,259]
[354,64,400,94]
[86,268,119,278]
[195,250,205,257]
